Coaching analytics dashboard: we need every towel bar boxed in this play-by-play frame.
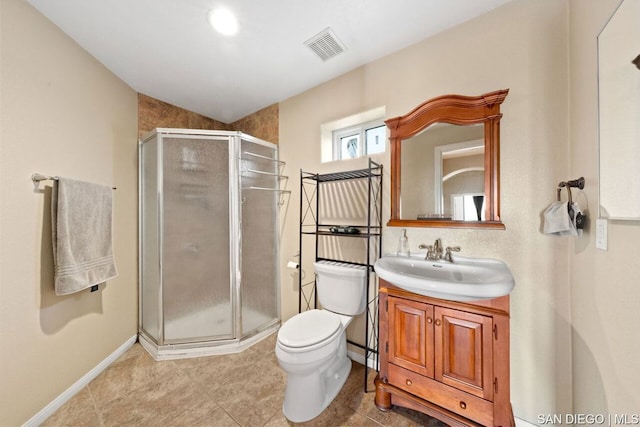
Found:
[32,173,117,190]
[241,151,285,164]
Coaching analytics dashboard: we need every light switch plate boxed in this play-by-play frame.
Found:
[596,218,608,250]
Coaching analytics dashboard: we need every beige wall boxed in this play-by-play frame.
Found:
[569,0,640,414]
[0,0,138,424]
[280,0,574,422]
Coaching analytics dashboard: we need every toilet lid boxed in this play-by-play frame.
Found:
[278,310,341,348]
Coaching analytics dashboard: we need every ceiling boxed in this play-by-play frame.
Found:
[27,0,513,123]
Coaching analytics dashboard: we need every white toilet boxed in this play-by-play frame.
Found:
[275,260,368,422]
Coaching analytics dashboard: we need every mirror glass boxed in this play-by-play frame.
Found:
[387,90,508,229]
[598,0,640,219]
[401,123,484,221]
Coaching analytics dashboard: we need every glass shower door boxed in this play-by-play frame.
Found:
[239,138,280,337]
[161,136,233,343]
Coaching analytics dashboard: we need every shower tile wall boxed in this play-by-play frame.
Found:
[137,93,279,145]
[137,94,230,138]
[232,104,279,143]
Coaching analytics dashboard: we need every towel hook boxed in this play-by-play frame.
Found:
[556,177,586,229]
[557,186,573,205]
[557,177,584,204]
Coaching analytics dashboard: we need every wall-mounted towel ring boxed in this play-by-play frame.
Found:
[557,177,586,229]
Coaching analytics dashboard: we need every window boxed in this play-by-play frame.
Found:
[333,120,386,160]
[365,125,386,155]
[320,106,386,163]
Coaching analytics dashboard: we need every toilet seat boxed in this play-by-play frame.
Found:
[278,310,341,348]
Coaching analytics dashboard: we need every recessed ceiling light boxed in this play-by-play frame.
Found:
[208,8,239,36]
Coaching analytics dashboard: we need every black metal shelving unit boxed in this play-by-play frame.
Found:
[298,158,383,392]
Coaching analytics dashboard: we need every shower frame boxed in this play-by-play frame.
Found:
[138,128,284,360]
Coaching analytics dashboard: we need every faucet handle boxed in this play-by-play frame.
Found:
[418,244,436,260]
[444,246,461,262]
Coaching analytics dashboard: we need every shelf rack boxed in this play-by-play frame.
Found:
[240,150,291,205]
[298,158,383,392]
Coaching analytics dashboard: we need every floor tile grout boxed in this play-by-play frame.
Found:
[42,334,447,427]
[86,384,105,427]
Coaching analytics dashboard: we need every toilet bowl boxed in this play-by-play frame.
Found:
[275,261,367,422]
[276,309,353,422]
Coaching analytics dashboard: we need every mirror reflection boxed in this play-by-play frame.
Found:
[401,123,484,221]
[386,89,509,229]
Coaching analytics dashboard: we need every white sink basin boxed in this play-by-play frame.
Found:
[374,253,515,302]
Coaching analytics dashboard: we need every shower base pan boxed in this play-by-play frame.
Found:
[139,321,279,361]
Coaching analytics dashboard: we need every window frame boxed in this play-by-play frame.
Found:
[332,119,386,161]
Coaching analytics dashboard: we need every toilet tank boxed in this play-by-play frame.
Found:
[313,261,368,316]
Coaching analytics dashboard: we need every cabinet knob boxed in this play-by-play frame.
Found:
[427,317,433,324]
[435,319,442,326]
[460,401,467,410]
[406,379,412,386]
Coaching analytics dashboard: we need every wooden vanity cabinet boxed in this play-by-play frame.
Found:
[375,279,514,427]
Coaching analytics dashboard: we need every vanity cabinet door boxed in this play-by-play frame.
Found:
[434,307,494,400]
[388,297,435,378]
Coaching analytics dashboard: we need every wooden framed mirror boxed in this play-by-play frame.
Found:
[386,89,509,229]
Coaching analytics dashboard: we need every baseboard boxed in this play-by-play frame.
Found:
[347,349,379,370]
[23,335,137,427]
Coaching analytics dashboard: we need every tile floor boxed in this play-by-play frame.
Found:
[43,333,448,426]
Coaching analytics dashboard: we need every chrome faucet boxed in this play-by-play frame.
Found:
[433,238,443,260]
[417,243,434,259]
[418,238,442,260]
[444,246,461,262]
[418,238,461,262]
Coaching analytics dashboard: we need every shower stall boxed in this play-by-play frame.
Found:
[138,129,283,360]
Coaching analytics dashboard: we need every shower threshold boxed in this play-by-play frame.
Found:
[139,321,279,361]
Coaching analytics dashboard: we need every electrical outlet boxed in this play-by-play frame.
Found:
[596,218,608,251]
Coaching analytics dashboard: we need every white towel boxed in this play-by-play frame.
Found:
[543,201,583,237]
[51,177,118,295]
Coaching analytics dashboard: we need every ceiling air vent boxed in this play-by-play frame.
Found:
[304,27,346,61]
